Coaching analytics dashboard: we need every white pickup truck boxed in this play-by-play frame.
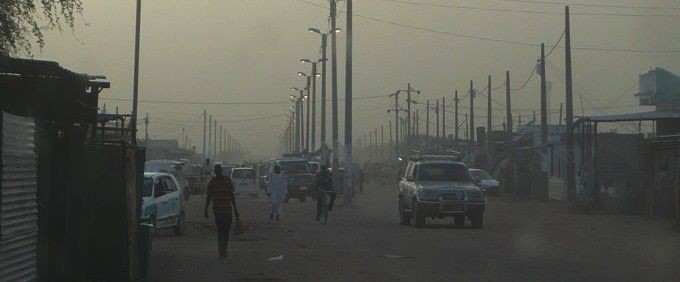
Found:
[397,155,486,228]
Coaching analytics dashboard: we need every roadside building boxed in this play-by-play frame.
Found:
[1,57,146,281]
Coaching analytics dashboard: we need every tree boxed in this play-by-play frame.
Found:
[0,0,83,56]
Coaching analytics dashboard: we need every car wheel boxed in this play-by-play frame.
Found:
[453,215,465,228]
[413,201,425,228]
[399,199,411,225]
[174,211,186,236]
[470,212,484,229]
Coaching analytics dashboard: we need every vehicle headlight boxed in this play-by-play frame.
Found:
[466,190,485,202]
[417,189,440,202]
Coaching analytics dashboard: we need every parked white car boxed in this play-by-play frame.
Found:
[231,167,258,198]
[141,172,186,235]
[145,159,191,201]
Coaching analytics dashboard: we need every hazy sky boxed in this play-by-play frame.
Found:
[31,0,680,157]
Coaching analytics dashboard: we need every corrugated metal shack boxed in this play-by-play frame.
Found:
[0,57,145,281]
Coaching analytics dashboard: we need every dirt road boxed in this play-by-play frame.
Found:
[149,183,680,282]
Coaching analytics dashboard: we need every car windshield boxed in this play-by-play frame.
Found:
[143,177,153,197]
[417,163,471,182]
[278,161,310,173]
[471,170,492,180]
[232,169,255,179]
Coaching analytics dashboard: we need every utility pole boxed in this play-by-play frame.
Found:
[213,120,217,161]
[442,96,446,143]
[415,109,420,137]
[565,6,576,206]
[306,76,311,152]
[219,126,223,160]
[455,90,459,144]
[465,114,469,140]
[131,0,142,144]
[321,34,328,147]
[415,109,419,137]
[405,83,421,150]
[344,0,354,204]
[381,125,384,161]
[144,112,149,144]
[487,75,492,153]
[559,103,564,127]
[374,128,378,160]
[407,83,412,148]
[311,62,317,151]
[435,99,440,140]
[300,90,305,150]
[426,100,430,137]
[208,115,212,159]
[389,120,393,152]
[540,43,548,145]
[388,92,404,154]
[296,97,301,151]
[519,114,523,127]
[506,71,513,144]
[203,111,207,157]
[330,0,340,171]
[469,80,475,144]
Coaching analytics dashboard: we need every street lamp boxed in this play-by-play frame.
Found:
[298,72,312,151]
[291,87,306,151]
[301,58,324,151]
[308,28,340,151]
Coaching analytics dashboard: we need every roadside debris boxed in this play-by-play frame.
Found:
[267,255,284,262]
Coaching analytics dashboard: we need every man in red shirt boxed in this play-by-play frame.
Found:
[204,164,240,259]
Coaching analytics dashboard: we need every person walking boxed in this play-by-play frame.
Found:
[204,164,239,260]
[267,165,288,221]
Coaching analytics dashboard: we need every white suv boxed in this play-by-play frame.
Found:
[141,172,186,235]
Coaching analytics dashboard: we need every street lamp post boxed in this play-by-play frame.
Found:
[298,72,313,152]
[291,87,308,152]
[309,28,339,152]
[301,58,324,152]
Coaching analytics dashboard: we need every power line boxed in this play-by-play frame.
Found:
[511,65,537,92]
[100,93,390,105]
[545,30,565,57]
[502,0,680,11]
[294,0,680,54]
[381,0,680,18]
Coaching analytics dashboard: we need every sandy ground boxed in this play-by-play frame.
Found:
[149,182,680,282]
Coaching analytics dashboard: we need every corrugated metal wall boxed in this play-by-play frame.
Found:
[1,112,38,281]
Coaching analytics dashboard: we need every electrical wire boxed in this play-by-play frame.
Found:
[100,93,390,105]
[294,0,680,54]
[511,65,537,92]
[381,0,680,18]
[545,30,565,57]
[502,0,680,11]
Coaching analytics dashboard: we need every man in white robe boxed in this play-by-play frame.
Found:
[267,165,288,221]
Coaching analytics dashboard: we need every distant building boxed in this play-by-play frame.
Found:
[139,139,195,160]
[636,67,680,111]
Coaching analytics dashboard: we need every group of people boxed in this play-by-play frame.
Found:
[201,163,337,260]
[265,164,336,221]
